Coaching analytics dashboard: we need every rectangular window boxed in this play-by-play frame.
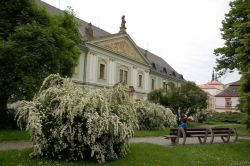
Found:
[99,64,105,79]
[138,75,142,87]
[225,98,232,107]
[163,82,168,91]
[152,79,155,90]
[119,69,128,84]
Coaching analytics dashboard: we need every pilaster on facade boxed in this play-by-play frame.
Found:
[132,68,138,89]
[108,60,116,86]
[144,72,150,93]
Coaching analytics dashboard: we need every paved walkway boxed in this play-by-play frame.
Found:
[0,140,32,151]
[130,136,250,146]
[1,136,250,151]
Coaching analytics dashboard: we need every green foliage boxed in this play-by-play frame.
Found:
[0,0,51,40]
[193,109,214,123]
[135,101,176,130]
[240,68,250,128]
[1,108,19,129]
[214,0,250,74]
[214,0,250,129]
[211,112,248,124]
[0,0,81,128]
[16,74,138,163]
[147,89,168,107]
[148,81,208,121]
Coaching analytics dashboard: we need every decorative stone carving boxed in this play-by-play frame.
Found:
[97,38,146,64]
[89,51,96,56]
[119,15,127,34]
[85,22,94,41]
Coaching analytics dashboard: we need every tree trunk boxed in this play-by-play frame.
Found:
[0,95,8,128]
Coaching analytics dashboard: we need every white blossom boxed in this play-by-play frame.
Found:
[16,74,137,163]
[135,100,176,130]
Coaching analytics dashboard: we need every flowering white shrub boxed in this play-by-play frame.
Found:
[16,74,137,163]
[135,100,176,130]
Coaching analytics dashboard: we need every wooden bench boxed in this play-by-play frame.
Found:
[164,127,238,145]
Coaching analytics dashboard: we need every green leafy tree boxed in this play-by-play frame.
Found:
[214,0,250,128]
[167,82,207,122]
[0,0,81,128]
[147,89,168,107]
[148,81,207,124]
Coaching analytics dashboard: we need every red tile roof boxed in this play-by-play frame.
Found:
[215,80,240,97]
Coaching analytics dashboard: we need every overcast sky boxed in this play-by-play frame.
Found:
[42,0,241,85]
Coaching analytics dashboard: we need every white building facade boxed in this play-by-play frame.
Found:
[37,0,185,100]
[214,81,240,112]
[72,32,183,100]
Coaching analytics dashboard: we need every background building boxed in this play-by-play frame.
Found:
[215,81,240,112]
[199,71,240,112]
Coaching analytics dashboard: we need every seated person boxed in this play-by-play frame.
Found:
[178,118,188,129]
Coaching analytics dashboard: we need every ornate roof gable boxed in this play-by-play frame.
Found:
[88,34,150,65]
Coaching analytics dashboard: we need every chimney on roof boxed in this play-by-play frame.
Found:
[119,15,127,34]
[85,22,94,41]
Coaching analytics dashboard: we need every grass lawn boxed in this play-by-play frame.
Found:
[134,128,170,137]
[0,129,30,142]
[0,140,250,166]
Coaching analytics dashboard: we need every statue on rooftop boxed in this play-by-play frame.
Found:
[119,15,127,33]
[85,22,94,41]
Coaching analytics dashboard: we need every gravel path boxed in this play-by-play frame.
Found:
[0,140,32,151]
[130,136,250,146]
[1,136,250,151]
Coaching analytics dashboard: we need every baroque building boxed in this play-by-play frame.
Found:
[199,71,240,112]
[37,0,184,100]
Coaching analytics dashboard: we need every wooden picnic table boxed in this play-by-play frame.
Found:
[164,127,238,145]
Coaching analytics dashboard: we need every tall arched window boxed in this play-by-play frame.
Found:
[138,74,142,87]
[119,66,129,84]
[99,64,105,79]
[163,81,168,92]
[137,71,144,88]
[151,78,155,90]
[98,59,107,80]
